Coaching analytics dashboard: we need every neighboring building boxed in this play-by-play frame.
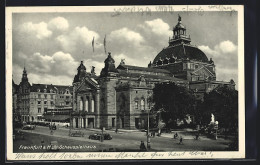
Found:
[71,15,235,130]
[12,80,19,121]
[15,69,73,122]
[30,84,73,122]
[17,67,31,122]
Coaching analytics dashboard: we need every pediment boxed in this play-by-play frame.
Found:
[192,66,214,77]
[76,76,99,93]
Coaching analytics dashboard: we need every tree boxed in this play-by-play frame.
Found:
[202,85,238,131]
[152,82,196,128]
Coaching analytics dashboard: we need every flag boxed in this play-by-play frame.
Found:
[103,35,107,54]
[92,37,95,52]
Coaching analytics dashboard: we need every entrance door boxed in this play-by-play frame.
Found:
[135,118,140,129]
[88,118,94,128]
[83,118,86,128]
[75,118,78,128]
[112,118,115,128]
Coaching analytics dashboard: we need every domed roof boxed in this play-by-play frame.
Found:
[77,61,86,71]
[174,22,186,30]
[153,44,209,64]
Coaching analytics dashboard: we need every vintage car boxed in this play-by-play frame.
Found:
[70,131,84,137]
[49,124,57,130]
[22,124,35,130]
[89,133,112,140]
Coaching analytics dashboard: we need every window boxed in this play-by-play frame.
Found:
[44,101,47,105]
[50,101,54,105]
[44,108,47,113]
[136,91,138,94]
[66,90,69,94]
[38,94,41,98]
[66,96,70,99]
[60,96,64,99]
[66,102,70,105]
[38,101,41,105]
[195,64,198,69]
[44,94,47,99]
[135,101,138,109]
[141,99,145,110]
[148,101,151,109]
[38,108,41,113]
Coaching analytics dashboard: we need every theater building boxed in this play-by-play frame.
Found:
[71,16,235,130]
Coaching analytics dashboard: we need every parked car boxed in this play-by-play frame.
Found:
[22,124,35,130]
[13,130,25,140]
[89,133,112,140]
[70,131,84,137]
[49,141,59,151]
[49,124,57,130]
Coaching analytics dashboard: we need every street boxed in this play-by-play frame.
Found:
[13,126,233,153]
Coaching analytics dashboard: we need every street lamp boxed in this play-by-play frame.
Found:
[50,110,54,135]
[147,109,151,150]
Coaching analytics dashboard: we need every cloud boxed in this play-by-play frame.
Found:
[56,26,100,55]
[48,17,69,32]
[109,28,144,45]
[28,73,74,86]
[217,40,237,54]
[19,22,52,39]
[142,18,172,37]
[198,40,238,84]
[113,53,149,67]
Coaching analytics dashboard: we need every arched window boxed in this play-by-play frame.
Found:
[85,99,88,112]
[141,99,145,110]
[79,98,83,111]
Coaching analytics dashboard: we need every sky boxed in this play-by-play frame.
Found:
[12,11,238,86]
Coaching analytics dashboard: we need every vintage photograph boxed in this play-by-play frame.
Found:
[6,5,245,160]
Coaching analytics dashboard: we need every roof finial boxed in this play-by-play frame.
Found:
[178,14,181,22]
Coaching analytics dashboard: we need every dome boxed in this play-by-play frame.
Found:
[174,22,186,30]
[77,61,86,71]
[153,44,209,64]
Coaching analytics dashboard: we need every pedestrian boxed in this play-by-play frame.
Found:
[41,138,45,148]
[153,131,155,137]
[115,128,118,134]
[195,133,199,140]
[140,141,146,151]
[179,136,183,144]
[174,132,178,139]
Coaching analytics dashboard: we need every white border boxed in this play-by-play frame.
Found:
[6,5,245,160]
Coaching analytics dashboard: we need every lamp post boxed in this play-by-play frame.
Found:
[147,109,151,150]
[50,110,54,135]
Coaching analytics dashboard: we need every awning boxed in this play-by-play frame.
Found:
[43,114,70,121]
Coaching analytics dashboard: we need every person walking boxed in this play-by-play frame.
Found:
[140,141,147,151]
[41,138,45,149]
[179,136,183,144]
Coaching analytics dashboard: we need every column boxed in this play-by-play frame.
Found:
[89,94,92,113]
[95,90,100,128]
[91,98,95,113]
[85,97,89,112]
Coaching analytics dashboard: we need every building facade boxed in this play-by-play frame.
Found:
[71,15,235,130]
[15,70,73,122]
[13,16,235,129]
